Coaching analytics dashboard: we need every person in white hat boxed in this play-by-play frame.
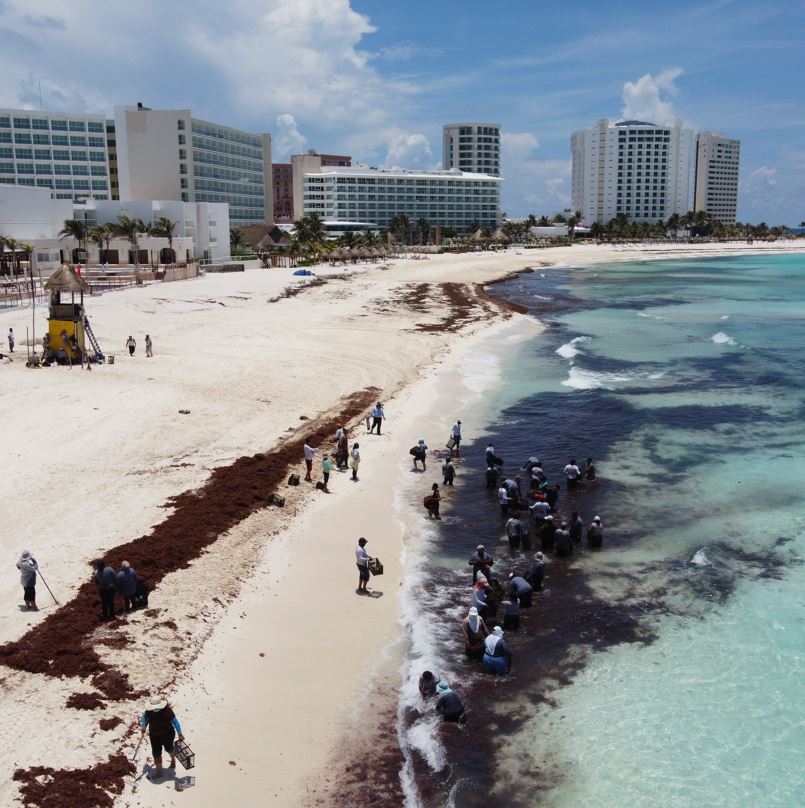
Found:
[483,626,512,675]
[587,515,604,549]
[140,694,185,779]
[462,605,489,658]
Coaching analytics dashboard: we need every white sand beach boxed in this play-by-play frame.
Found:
[1,240,803,807]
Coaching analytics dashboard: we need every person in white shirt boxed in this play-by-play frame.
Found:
[498,485,511,517]
[563,458,581,490]
[450,420,462,456]
[303,440,317,481]
[369,402,385,435]
[355,537,373,593]
[350,443,361,482]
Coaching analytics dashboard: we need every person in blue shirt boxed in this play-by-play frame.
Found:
[369,402,385,434]
[140,695,185,779]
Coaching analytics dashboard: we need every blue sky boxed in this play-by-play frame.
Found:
[1,0,803,224]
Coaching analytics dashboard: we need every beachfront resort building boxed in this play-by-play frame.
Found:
[0,107,112,202]
[300,164,501,233]
[442,123,501,176]
[274,152,351,222]
[113,104,272,228]
[571,119,694,224]
[693,131,740,225]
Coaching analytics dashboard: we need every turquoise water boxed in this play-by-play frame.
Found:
[401,253,805,807]
[491,254,805,807]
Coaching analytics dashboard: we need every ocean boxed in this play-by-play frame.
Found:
[396,253,805,807]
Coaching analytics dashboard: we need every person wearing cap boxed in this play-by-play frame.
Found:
[355,537,373,593]
[321,454,333,492]
[563,458,581,490]
[526,552,546,591]
[462,605,489,658]
[412,438,428,471]
[369,401,385,434]
[472,577,489,618]
[335,427,349,470]
[140,695,184,779]
[537,515,556,552]
[509,573,533,607]
[303,439,317,482]
[554,523,573,557]
[483,626,512,675]
[467,546,494,584]
[350,442,361,482]
[435,680,466,723]
[450,419,462,456]
[16,550,39,611]
[116,561,138,612]
[587,516,604,549]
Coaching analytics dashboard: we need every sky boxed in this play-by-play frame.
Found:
[0,0,803,224]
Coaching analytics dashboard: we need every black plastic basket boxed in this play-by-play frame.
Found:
[174,739,195,770]
[368,558,384,576]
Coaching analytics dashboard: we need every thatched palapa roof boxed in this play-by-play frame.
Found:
[44,264,89,293]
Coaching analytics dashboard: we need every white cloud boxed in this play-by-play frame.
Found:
[500,132,570,216]
[746,165,777,189]
[383,132,432,169]
[274,114,307,159]
[501,131,540,160]
[621,68,683,123]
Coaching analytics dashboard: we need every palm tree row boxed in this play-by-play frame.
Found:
[57,215,178,272]
[0,234,34,275]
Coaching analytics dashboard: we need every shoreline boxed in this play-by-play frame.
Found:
[1,242,804,808]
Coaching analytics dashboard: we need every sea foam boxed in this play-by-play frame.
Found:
[711,332,737,346]
[555,335,591,360]
[561,366,664,390]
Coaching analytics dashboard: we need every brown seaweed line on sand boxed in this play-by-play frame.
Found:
[0,387,380,702]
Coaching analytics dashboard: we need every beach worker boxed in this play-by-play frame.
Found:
[468,545,494,583]
[355,537,372,593]
[322,455,333,492]
[485,443,503,466]
[462,606,490,658]
[303,439,317,482]
[529,460,544,483]
[140,694,185,780]
[472,577,489,618]
[569,510,584,543]
[411,438,428,471]
[7,327,14,352]
[538,515,556,552]
[506,515,525,550]
[555,523,573,557]
[125,335,136,356]
[497,484,511,517]
[527,552,546,591]
[435,681,466,724]
[450,420,462,456]
[94,559,117,621]
[587,515,604,549]
[418,670,440,699]
[369,402,385,435]
[529,497,551,524]
[336,427,349,469]
[563,458,581,490]
[483,626,512,675]
[145,334,153,358]
[16,550,38,611]
[581,457,596,481]
[509,573,533,607]
[442,457,456,487]
[545,484,561,511]
[424,483,441,519]
[485,464,499,490]
[116,561,138,612]
[502,589,520,630]
[350,442,361,481]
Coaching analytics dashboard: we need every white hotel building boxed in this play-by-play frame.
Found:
[0,108,111,201]
[442,122,501,177]
[693,131,740,225]
[301,164,501,233]
[571,119,694,224]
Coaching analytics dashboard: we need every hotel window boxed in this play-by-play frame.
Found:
[16,162,35,174]
[72,165,89,175]
[91,165,107,176]
[88,121,104,132]
[178,134,186,144]
[0,116,9,128]
[14,132,32,144]
[51,135,68,146]
[15,147,33,159]
[35,163,51,174]
[13,117,31,128]
[73,179,90,190]
[33,133,50,145]
[91,180,108,191]
[53,150,69,161]
[68,120,86,131]
[51,120,67,131]
[36,178,53,188]
[0,132,10,143]
[88,136,104,147]
[70,150,87,161]
[31,118,49,130]
[89,151,106,162]
[55,164,71,175]
[178,119,186,130]
[70,136,87,147]
[0,162,12,173]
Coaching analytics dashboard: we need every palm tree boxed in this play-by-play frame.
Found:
[230,227,245,252]
[152,217,178,264]
[112,214,146,274]
[58,219,89,264]
[293,213,326,259]
[416,217,430,245]
[88,226,109,262]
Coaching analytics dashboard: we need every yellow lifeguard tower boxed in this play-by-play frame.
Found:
[43,265,103,363]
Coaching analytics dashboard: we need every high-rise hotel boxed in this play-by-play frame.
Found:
[443,123,501,176]
[571,119,694,224]
[693,132,740,225]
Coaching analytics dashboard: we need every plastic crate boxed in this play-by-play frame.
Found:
[173,738,195,770]
[368,558,384,576]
